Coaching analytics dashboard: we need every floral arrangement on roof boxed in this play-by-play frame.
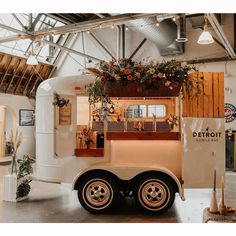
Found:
[86,58,199,106]
[89,58,196,86]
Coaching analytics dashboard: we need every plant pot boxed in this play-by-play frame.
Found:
[2,174,29,202]
[104,81,181,97]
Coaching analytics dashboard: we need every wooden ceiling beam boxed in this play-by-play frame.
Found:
[0,51,53,96]
[13,64,30,94]
[14,66,34,95]
[23,65,39,96]
[29,65,46,96]
[0,56,13,87]
[4,59,23,93]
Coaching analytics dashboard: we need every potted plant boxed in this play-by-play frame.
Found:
[166,114,179,132]
[16,155,35,200]
[2,129,35,202]
[81,127,94,149]
[3,128,21,202]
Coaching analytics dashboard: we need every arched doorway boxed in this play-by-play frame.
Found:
[0,105,17,159]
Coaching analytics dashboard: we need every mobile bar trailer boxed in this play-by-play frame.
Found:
[36,73,225,214]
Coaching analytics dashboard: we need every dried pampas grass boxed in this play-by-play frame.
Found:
[10,128,22,175]
[10,128,22,156]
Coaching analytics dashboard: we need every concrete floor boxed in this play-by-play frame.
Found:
[0,165,236,223]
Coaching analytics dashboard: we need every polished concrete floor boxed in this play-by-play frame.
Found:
[0,165,236,223]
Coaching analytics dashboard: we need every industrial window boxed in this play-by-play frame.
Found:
[127,105,166,118]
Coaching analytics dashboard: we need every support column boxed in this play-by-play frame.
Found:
[0,106,6,157]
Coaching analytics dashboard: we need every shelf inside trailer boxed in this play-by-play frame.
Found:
[106,132,180,140]
[75,148,104,157]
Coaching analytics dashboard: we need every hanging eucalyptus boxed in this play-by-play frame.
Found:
[53,92,70,108]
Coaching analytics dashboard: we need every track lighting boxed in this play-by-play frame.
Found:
[197,14,214,44]
[172,16,176,22]
[111,24,114,29]
[125,26,129,31]
[156,21,160,27]
[86,30,90,34]
[99,24,102,29]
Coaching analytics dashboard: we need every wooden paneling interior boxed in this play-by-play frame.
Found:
[75,148,104,157]
[182,72,224,118]
[106,132,180,140]
[0,52,54,98]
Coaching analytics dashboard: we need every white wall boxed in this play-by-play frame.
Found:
[0,93,35,158]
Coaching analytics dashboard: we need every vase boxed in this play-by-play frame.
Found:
[85,142,90,149]
[171,125,179,132]
[104,81,181,97]
[2,174,28,202]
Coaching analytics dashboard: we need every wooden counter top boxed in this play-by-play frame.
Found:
[75,148,104,157]
[106,132,180,140]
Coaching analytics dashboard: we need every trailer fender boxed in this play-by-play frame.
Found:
[72,164,185,201]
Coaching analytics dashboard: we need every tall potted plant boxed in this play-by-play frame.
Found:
[3,128,22,202]
[2,129,35,202]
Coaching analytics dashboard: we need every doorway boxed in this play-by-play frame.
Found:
[0,105,16,158]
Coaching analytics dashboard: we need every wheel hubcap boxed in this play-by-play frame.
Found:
[84,180,112,208]
[139,180,169,210]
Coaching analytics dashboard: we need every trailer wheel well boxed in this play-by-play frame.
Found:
[131,171,179,193]
[74,170,179,194]
[73,169,122,190]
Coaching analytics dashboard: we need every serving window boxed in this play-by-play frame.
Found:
[127,104,166,118]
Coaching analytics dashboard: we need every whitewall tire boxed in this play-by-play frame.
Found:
[134,174,175,214]
[78,173,118,213]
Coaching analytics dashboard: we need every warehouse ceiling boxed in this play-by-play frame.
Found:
[0,13,235,97]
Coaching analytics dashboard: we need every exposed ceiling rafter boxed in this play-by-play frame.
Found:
[207,13,236,59]
[40,39,103,62]
[33,13,159,37]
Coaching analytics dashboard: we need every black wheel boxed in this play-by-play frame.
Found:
[77,172,119,213]
[134,174,175,214]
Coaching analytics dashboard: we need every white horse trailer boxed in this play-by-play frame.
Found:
[36,74,225,214]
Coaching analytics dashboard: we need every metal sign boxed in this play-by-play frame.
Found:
[224,103,236,123]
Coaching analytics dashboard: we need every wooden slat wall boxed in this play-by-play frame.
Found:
[0,52,54,98]
[182,72,224,118]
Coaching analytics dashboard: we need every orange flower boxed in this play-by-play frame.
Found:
[127,75,133,81]
[138,66,144,71]
[124,69,132,75]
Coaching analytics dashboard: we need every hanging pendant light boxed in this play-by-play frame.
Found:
[26,43,38,65]
[197,14,214,44]
[27,52,38,65]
